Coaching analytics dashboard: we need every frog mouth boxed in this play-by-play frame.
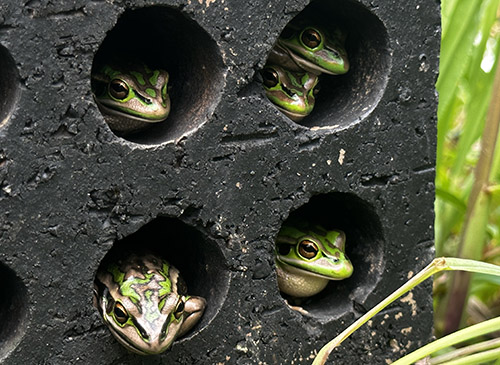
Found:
[277,258,351,280]
[106,324,152,355]
[94,98,168,123]
[273,104,307,122]
[281,43,348,76]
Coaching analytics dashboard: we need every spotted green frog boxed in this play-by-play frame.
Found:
[91,63,170,134]
[93,251,206,355]
[261,65,319,122]
[275,224,353,298]
[268,24,350,76]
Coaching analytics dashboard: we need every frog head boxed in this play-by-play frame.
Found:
[91,64,170,123]
[278,25,349,75]
[261,65,319,121]
[94,253,205,355]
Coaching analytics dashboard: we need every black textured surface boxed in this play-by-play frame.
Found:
[0,0,439,363]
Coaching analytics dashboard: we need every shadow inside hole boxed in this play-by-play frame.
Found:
[92,6,225,144]
[279,192,385,319]
[258,0,390,129]
[96,217,228,335]
[0,44,20,129]
[0,263,28,361]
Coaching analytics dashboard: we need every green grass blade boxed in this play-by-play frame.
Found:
[312,258,500,365]
[436,347,500,365]
[431,338,500,364]
[391,317,500,365]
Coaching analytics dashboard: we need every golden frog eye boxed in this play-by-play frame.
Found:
[298,240,319,259]
[109,79,129,100]
[301,28,322,49]
[113,302,129,325]
[174,299,185,320]
[261,68,280,88]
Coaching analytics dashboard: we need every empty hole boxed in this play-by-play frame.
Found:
[0,263,28,361]
[92,6,225,144]
[95,217,229,336]
[276,192,385,319]
[0,44,20,129]
[260,0,390,129]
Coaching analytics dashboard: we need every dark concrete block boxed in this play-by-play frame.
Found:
[0,0,439,363]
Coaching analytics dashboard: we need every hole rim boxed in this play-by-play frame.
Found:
[91,5,226,145]
[93,216,230,344]
[0,261,28,361]
[0,44,20,130]
[274,192,385,320]
[261,0,391,130]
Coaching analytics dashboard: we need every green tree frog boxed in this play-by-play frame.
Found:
[262,21,349,120]
[93,251,206,355]
[91,63,170,134]
[269,24,350,76]
[261,65,319,122]
[275,224,353,298]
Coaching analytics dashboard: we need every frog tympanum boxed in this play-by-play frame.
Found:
[91,63,170,134]
[275,223,353,298]
[262,21,349,120]
[93,251,205,355]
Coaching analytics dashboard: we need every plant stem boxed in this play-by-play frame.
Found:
[435,347,500,365]
[444,4,500,334]
[312,258,500,365]
[392,317,500,365]
[431,338,500,364]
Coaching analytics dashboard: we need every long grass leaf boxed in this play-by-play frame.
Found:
[312,258,500,365]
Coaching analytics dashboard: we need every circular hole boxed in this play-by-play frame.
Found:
[261,0,390,129]
[91,6,225,144]
[275,192,385,319]
[94,217,229,350]
[0,44,20,129]
[0,262,28,361]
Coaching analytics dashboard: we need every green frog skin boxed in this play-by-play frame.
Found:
[93,252,206,355]
[267,24,349,76]
[261,65,319,122]
[275,224,353,298]
[91,64,170,134]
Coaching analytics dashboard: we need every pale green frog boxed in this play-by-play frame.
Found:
[261,65,319,122]
[93,251,206,355]
[275,224,353,298]
[91,63,170,134]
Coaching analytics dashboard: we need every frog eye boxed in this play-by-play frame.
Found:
[174,299,185,320]
[113,302,129,325]
[109,79,129,100]
[298,240,319,259]
[301,28,322,49]
[261,68,279,88]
